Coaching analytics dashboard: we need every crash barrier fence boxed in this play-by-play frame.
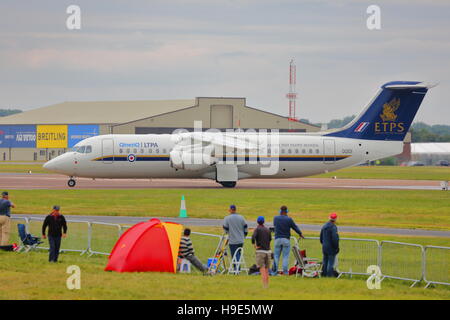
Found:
[10,217,449,288]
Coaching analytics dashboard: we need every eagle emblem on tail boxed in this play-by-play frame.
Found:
[380,98,400,122]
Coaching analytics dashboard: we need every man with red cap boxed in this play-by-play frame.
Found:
[320,212,340,277]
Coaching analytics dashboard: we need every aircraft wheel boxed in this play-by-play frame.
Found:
[68,179,76,188]
[220,181,236,188]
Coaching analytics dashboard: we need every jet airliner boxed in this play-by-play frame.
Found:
[43,81,432,188]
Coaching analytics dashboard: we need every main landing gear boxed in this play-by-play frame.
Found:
[219,181,237,188]
[68,178,76,188]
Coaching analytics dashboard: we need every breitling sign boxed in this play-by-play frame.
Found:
[375,98,405,134]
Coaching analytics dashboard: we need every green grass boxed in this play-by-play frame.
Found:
[0,163,48,173]
[313,165,450,180]
[9,188,450,230]
[1,226,449,300]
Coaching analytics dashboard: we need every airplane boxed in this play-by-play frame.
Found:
[43,81,432,188]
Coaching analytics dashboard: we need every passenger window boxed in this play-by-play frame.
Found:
[295,149,299,154]
[126,149,130,154]
[156,149,160,154]
[86,146,92,153]
[163,149,167,154]
[281,149,285,154]
[133,148,137,154]
[309,149,313,154]
[288,149,292,154]
[119,149,123,154]
[316,149,320,154]
[149,149,153,154]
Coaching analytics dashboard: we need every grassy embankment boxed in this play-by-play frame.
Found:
[1,225,449,300]
[8,188,450,231]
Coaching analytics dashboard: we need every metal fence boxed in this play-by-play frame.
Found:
[379,241,424,287]
[9,216,450,288]
[424,246,450,288]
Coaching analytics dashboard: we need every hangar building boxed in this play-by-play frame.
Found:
[410,143,450,165]
[0,97,319,161]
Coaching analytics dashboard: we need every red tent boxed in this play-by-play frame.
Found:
[105,218,183,273]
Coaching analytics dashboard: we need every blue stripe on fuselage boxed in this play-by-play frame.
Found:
[94,155,349,162]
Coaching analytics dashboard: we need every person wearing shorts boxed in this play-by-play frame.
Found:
[0,191,15,246]
[252,216,272,288]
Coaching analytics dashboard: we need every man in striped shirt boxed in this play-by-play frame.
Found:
[178,228,207,273]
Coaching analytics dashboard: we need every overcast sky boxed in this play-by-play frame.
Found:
[0,0,449,125]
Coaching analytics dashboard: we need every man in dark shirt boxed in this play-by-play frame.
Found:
[0,191,15,246]
[178,228,207,273]
[271,205,304,275]
[252,216,272,288]
[42,205,68,262]
[320,213,340,277]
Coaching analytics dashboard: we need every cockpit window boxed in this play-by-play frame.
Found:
[72,145,92,153]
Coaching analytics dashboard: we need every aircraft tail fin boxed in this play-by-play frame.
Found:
[325,81,433,141]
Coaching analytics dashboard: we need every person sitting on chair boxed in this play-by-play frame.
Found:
[178,228,207,273]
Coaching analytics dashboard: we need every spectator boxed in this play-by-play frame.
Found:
[223,204,248,270]
[0,191,15,246]
[251,216,272,288]
[320,213,340,277]
[178,228,207,273]
[271,205,304,275]
[42,205,67,263]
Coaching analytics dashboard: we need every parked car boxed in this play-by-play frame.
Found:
[436,160,449,167]
[406,161,425,166]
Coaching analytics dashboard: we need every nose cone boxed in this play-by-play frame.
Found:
[43,153,75,175]
[43,158,57,171]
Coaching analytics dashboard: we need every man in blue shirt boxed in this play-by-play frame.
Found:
[0,191,15,245]
[320,213,340,277]
[271,205,304,275]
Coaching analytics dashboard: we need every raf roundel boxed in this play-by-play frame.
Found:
[127,154,136,162]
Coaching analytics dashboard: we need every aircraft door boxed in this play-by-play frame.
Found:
[102,139,114,164]
[323,139,336,164]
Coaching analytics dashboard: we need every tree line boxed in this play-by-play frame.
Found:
[0,109,22,117]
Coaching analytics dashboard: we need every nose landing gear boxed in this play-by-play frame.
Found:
[68,178,76,188]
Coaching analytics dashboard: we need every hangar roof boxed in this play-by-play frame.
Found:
[411,143,450,154]
[0,99,196,125]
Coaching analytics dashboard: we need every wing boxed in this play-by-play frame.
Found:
[169,132,261,171]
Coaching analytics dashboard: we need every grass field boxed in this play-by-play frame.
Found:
[1,224,449,300]
[1,163,450,180]
[8,188,450,230]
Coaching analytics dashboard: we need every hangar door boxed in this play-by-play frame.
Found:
[210,105,233,129]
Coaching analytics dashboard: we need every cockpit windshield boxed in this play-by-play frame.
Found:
[72,145,92,153]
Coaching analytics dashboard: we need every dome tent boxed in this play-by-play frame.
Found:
[105,218,182,273]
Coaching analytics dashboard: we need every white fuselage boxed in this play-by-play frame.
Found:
[43,133,403,180]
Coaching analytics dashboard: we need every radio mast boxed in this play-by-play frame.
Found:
[286,59,297,121]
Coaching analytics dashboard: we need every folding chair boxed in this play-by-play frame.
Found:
[17,224,42,252]
[227,247,249,275]
[291,244,322,278]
